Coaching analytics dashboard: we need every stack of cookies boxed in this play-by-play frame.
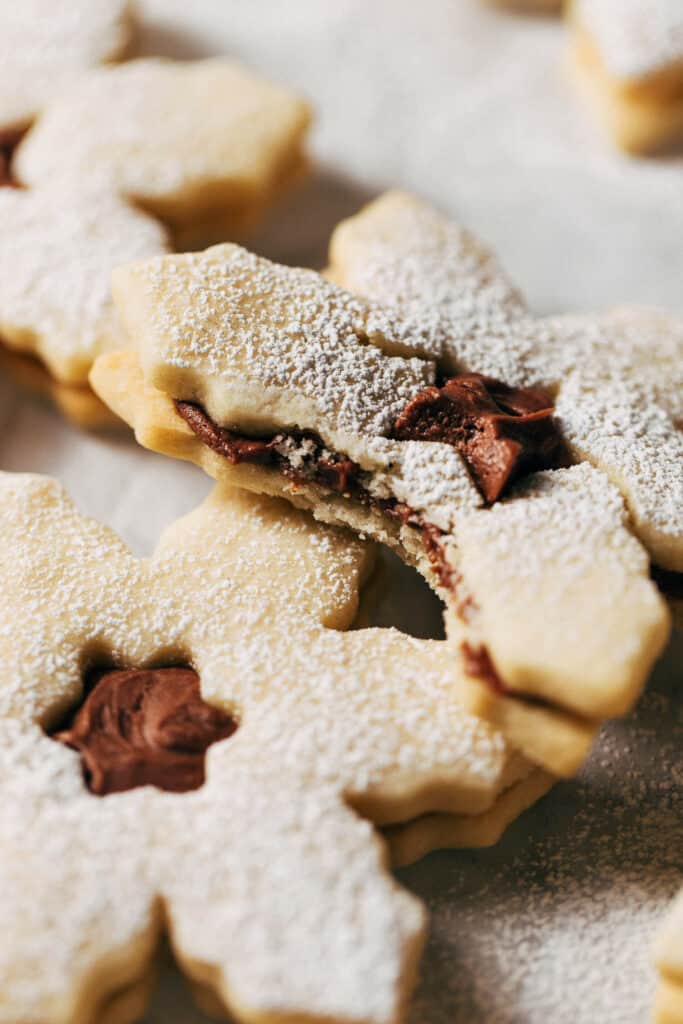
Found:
[0,3,681,1024]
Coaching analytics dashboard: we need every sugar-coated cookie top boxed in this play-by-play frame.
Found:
[575,0,683,81]
[0,471,530,1023]
[0,185,169,384]
[328,193,683,570]
[112,243,435,449]
[15,58,311,204]
[0,0,131,131]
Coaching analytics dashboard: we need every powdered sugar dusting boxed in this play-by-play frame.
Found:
[15,58,310,205]
[0,472,536,1023]
[0,0,131,132]
[123,244,434,446]
[575,0,683,81]
[370,438,483,533]
[0,185,169,384]
[405,651,683,1023]
[328,193,683,569]
[452,463,666,713]
[328,190,526,364]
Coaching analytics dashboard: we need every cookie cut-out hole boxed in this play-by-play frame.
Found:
[50,665,238,796]
[353,547,446,641]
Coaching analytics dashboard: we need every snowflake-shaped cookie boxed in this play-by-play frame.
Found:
[654,890,683,1024]
[570,0,683,152]
[90,191,674,777]
[0,0,132,135]
[0,471,549,1024]
[14,57,312,249]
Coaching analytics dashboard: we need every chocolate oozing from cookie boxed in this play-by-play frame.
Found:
[51,666,238,796]
[461,642,554,710]
[174,382,563,628]
[175,400,361,494]
[0,129,25,188]
[392,373,568,503]
[461,642,506,694]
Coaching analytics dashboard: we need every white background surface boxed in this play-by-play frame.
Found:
[1,2,681,1022]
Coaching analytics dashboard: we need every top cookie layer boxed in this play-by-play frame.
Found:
[112,190,683,574]
[112,243,434,452]
[15,58,312,236]
[0,0,132,133]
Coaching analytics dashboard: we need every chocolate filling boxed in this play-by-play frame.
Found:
[175,392,570,711]
[51,666,238,795]
[175,400,461,587]
[392,373,568,503]
[462,642,506,694]
[461,642,554,710]
[0,129,25,188]
[176,371,566,514]
[175,375,565,607]
[175,400,361,496]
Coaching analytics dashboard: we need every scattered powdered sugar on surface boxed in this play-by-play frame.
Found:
[0,471,536,1023]
[575,0,683,81]
[0,185,168,383]
[402,636,683,1023]
[0,0,130,130]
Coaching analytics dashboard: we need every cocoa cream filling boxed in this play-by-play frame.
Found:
[175,371,567,598]
[51,666,238,795]
[175,374,577,710]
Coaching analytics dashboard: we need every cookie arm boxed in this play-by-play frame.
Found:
[327,190,526,367]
